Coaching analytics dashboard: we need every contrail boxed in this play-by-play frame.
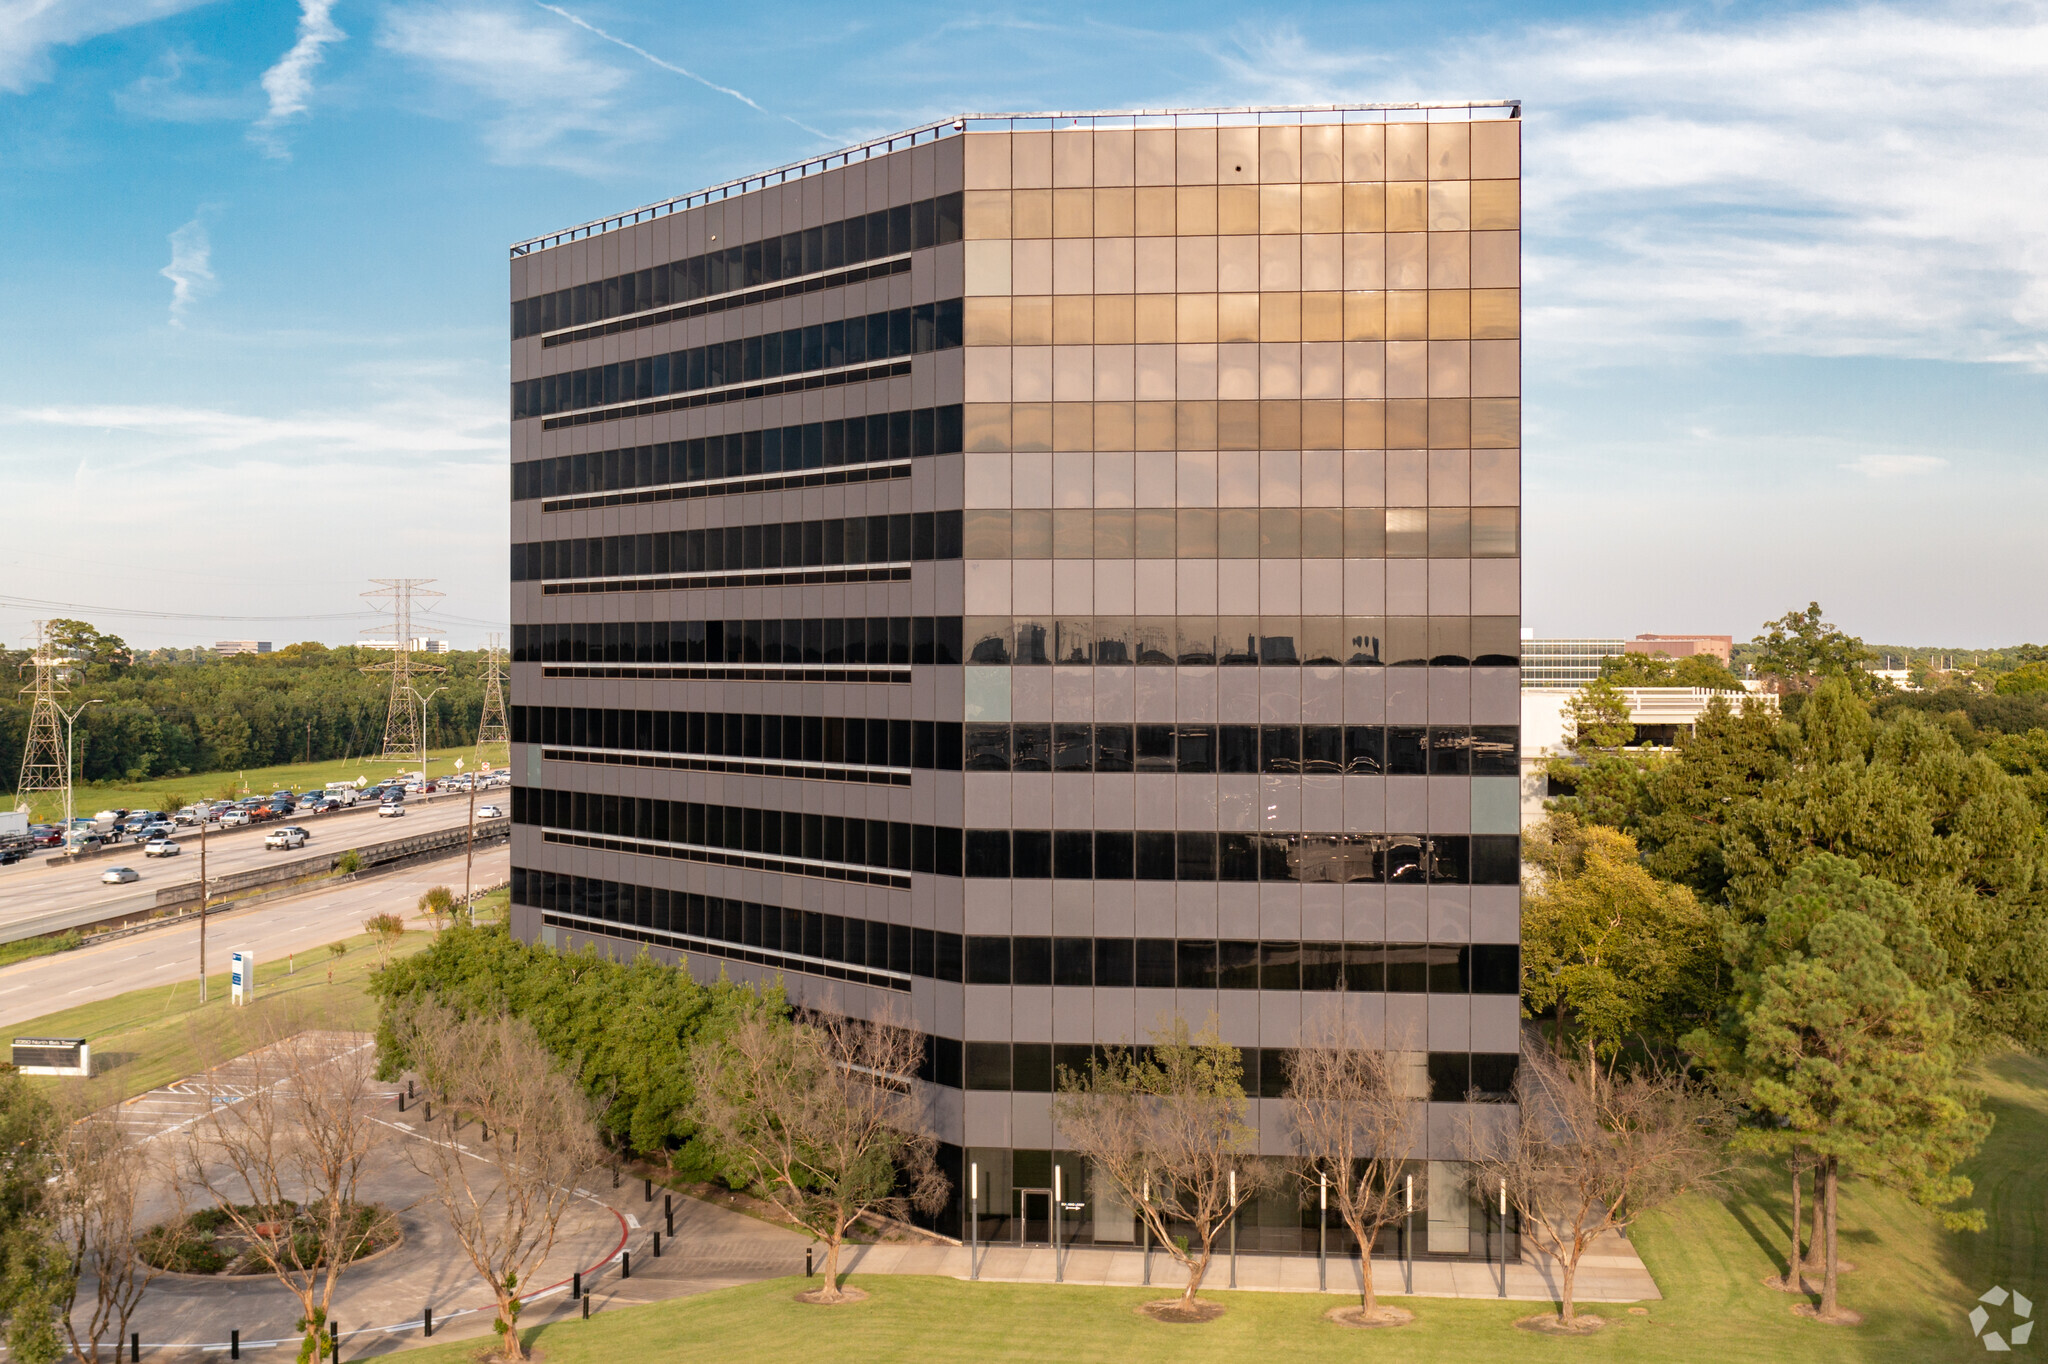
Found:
[533,2,837,143]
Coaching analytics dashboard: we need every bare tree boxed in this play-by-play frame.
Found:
[50,1111,169,1364]
[688,1010,946,1303]
[391,1000,604,1360]
[1054,1015,1270,1313]
[1283,1009,1423,1318]
[1463,1047,1729,1327]
[183,1026,393,1364]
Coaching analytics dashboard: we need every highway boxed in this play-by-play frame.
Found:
[0,842,510,1030]
[0,791,505,939]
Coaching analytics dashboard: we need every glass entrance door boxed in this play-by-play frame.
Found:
[1014,1187,1053,1245]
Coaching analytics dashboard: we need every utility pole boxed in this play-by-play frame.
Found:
[360,579,445,782]
[463,760,477,901]
[475,633,510,765]
[15,622,68,822]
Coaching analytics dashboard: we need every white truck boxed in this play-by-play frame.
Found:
[322,782,361,808]
[0,810,32,865]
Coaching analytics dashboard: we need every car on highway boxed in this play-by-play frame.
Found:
[143,837,181,857]
[94,809,127,823]
[219,807,253,828]
[377,801,406,818]
[173,806,204,826]
[100,866,140,884]
[298,796,330,814]
[29,825,63,847]
[264,826,310,850]
[476,804,505,820]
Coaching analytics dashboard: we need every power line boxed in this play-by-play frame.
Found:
[360,579,445,767]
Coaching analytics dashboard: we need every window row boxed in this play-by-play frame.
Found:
[966,1041,1518,1103]
[960,830,1519,884]
[964,615,1520,668]
[512,406,965,503]
[512,873,1517,994]
[510,617,961,667]
[512,614,958,663]
[540,257,914,351]
[962,290,1519,347]
[511,300,965,420]
[957,398,1518,453]
[509,511,963,582]
[959,182,1519,241]
[513,705,963,771]
[511,192,965,338]
[961,723,1517,776]
[959,507,1517,560]
[514,788,961,877]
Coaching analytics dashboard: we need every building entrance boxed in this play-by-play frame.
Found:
[1014,1187,1053,1245]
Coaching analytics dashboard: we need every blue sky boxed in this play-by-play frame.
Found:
[1,0,2043,650]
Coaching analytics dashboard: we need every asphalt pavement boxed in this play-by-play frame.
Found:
[0,843,508,1031]
[0,791,503,940]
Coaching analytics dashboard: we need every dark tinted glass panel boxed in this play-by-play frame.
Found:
[1471,1052,1519,1098]
[1012,724,1052,772]
[1094,830,1134,880]
[1260,941,1301,990]
[1135,724,1176,772]
[1385,943,1429,993]
[1301,941,1344,991]
[966,1042,1010,1090]
[966,829,1010,877]
[1344,726,1384,775]
[1012,936,1052,986]
[1095,937,1135,988]
[1261,726,1301,774]
[1176,831,1216,880]
[1217,940,1259,989]
[1427,1052,1470,1102]
[1053,830,1093,879]
[1428,727,1471,775]
[1471,835,1520,885]
[1012,830,1052,878]
[1385,834,1426,883]
[1094,724,1134,772]
[1259,1048,1292,1099]
[1218,832,1258,881]
[1471,943,1520,994]
[1135,831,1177,880]
[1218,725,1258,773]
[1054,936,1092,987]
[1053,724,1094,771]
[1176,940,1218,989]
[1343,942,1384,991]
[1135,937,1175,988]
[1012,1042,1053,1092]
[1426,944,1469,992]
[1302,726,1342,774]
[1175,724,1215,773]
[1386,727,1428,775]
[965,723,1011,771]
[1471,725,1517,776]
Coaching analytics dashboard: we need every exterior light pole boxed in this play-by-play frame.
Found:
[57,700,103,851]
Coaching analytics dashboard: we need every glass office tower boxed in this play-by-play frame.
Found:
[508,105,1523,1258]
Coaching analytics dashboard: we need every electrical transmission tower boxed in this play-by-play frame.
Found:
[360,579,445,766]
[475,633,510,767]
[15,622,68,808]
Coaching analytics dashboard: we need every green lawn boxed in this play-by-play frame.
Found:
[16,745,485,822]
[389,1053,2046,1364]
[14,926,429,1105]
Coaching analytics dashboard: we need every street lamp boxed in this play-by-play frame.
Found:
[57,699,103,851]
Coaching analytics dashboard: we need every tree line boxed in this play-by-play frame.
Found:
[0,623,500,793]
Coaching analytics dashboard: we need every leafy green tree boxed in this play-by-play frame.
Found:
[47,619,131,678]
[1703,857,1989,1321]
[1565,675,1635,752]
[1751,602,1875,697]
[1994,661,2048,695]
[371,922,783,1169]
[1522,815,1712,1078]
[0,1070,61,1364]
[1631,695,1789,899]
[1598,651,1746,692]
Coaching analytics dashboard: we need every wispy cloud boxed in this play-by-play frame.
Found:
[0,0,218,92]
[4,398,502,458]
[531,2,836,143]
[1841,453,1950,479]
[113,46,252,122]
[377,4,630,170]
[1212,2,2048,371]
[250,0,345,156]
[159,211,216,326]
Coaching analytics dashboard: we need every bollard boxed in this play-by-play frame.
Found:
[408,1078,416,1099]
[423,1306,433,1339]
[664,1194,673,1236]
[644,1177,652,1202]
[131,1333,139,1362]
[397,1091,405,1113]
[806,1246,813,1277]
[653,1231,662,1258]
[612,1164,620,1189]
[424,1099,432,1122]
[621,1250,631,1280]
[582,1293,590,1320]
[231,1331,240,1361]
[572,1270,581,1300]
[329,1320,339,1364]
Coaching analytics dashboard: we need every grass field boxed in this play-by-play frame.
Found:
[15,745,488,822]
[386,1052,2046,1364]
[15,926,429,1106]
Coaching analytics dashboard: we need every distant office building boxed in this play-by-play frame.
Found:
[214,641,273,655]
[359,637,451,654]
[507,105,1525,1259]
[1627,634,1732,665]
[1519,636,1623,687]
[1519,685,1771,823]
